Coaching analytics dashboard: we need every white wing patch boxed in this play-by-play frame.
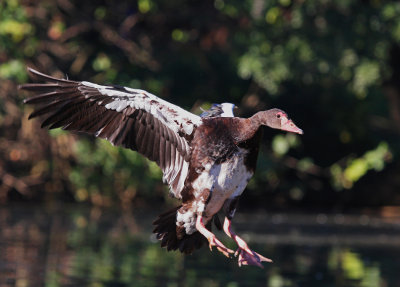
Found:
[220,103,235,117]
[81,81,201,136]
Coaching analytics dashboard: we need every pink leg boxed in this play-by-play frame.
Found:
[196,215,234,257]
[223,217,272,268]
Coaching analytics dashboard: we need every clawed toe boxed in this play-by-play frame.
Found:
[222,216,273,267]
[196,215,234,258]
[208,236,234,257]
[236,248,273,268]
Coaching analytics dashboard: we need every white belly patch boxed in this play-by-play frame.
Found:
[177,148,253,234]
[195,148,252,216]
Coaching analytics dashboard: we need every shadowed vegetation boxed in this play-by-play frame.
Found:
[1,0,400,209]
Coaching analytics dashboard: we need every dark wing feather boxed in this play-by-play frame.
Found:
[21,68,202,198]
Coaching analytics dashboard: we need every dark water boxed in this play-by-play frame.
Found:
[1,204,400,287]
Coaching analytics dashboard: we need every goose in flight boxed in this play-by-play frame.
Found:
[20,68,303,267]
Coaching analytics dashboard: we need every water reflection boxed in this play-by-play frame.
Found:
[1,204,399,286]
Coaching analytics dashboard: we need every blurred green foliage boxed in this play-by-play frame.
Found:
[0,0,30,82]
[1,0,400,208]
[331,142,391,189]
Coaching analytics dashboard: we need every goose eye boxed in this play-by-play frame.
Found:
[276,114,281,119]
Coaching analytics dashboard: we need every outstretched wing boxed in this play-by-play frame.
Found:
[20,68,202,198]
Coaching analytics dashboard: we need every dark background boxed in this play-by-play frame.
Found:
[1,0,400,210]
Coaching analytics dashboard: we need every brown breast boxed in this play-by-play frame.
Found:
[180,117,262,202]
